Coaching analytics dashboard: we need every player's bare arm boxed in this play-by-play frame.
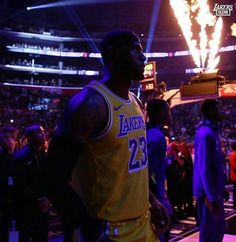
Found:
[63,87,109,143]
[46,87,109,229]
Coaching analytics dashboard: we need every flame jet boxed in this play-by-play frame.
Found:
[170,0,223,71]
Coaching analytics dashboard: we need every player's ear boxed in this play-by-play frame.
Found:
[107,46,121,60]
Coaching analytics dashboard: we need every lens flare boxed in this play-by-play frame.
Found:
[169,0,223,71]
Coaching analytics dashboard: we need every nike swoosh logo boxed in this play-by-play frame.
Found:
[114,104,123,111]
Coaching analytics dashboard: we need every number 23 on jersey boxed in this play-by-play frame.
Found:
[128,136,148,173]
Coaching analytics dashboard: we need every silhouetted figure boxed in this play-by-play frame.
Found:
[14,125,50,242]
[193,99,225,242]
[146,98,172,242]
[0,126,18,242]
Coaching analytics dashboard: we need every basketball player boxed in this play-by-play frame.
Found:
[47,30,159,241]
[193,99,225,242]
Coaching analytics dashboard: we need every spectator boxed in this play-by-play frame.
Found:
[179,141,194,215]
[14,125,50,242]
[0,126,18,242]
[166,141,185,219]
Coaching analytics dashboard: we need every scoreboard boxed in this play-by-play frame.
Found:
[140,61,156,92]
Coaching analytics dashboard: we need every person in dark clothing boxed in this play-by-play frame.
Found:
[61,216,74,242]
[14,125,50,242]
[166,141,185,219]
[146,98,172,242]
[193,99,225,242]
[0,126,18,242]
[179,142,194,215]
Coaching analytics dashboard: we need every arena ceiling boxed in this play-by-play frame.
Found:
[1,0,235,38]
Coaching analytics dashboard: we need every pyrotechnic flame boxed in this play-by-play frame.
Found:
[169,0,223,71]
[208,17,223,70]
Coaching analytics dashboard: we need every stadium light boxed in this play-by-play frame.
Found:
[26,0,125,10]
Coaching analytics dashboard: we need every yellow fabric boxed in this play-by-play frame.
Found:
[108,210,159,242]
[71,81,149,222]
[73,211,158,242]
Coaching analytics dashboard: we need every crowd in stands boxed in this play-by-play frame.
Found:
[3,77,92,87]
[9,58,78,71]
[10,43,61,52]
[7,78,62,87]
[0,86,66,150]
[9,43,76,53]
[0,86,66,110]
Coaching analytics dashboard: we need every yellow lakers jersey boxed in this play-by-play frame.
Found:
[71,81,149,222]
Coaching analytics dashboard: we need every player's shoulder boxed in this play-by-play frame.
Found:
[57,83,109,140]
[68,84,107,113]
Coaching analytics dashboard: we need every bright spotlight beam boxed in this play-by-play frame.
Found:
[64,5,101,63]
[145,0,162,59]
[27,0,126,10]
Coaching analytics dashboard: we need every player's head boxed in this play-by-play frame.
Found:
[0,126,18,152]
[101,29,140,64]
[100,29,146,80]
[201,99,223,123]
[25,124,46,147]
[147,98,172,127]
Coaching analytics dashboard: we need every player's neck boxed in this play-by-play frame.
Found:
[102,74,131,100]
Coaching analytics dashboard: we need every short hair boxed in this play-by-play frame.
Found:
[25,124,42,137]
[231,142,236,151]
[100,29,140,64]
[201,99,219,118]
[146,98,168,121]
